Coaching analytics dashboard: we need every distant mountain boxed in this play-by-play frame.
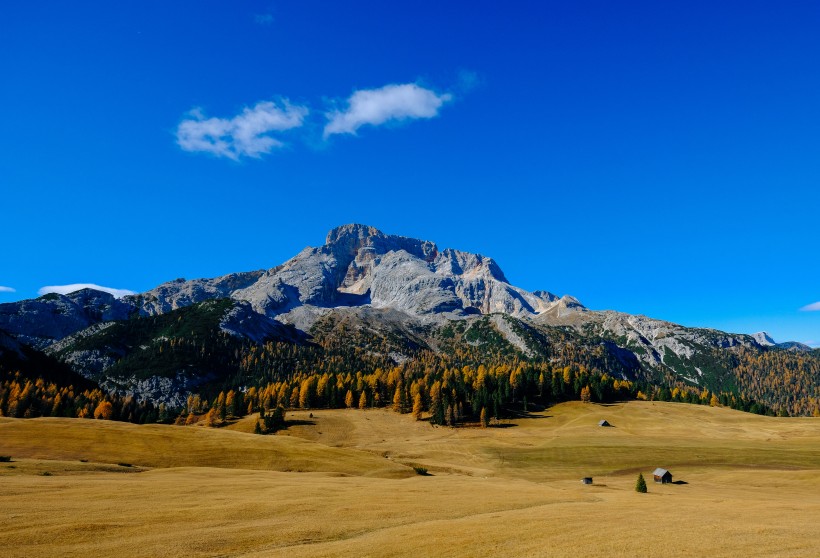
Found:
[774,341,814,352]
[0,289,133,349]
[751,331,812,352]
[752,332,776,346]
[1,224,818,414]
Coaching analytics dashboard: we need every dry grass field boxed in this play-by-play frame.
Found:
[2,401,820,557]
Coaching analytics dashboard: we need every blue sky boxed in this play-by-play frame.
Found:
[1,1,818,345]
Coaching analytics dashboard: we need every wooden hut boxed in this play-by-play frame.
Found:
[598,419,610,427]
[653,468,672,484]
[581,477,593,485]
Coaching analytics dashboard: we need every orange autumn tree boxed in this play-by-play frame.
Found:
[412,392,423,420]
[93,401,113,420]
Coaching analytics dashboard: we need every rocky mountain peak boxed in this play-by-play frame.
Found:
[325,223,438,263]
[325,223,386,246]
[752,331,776,346]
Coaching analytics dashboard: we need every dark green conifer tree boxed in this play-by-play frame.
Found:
[636,473,647,493]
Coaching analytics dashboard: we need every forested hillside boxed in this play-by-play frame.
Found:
[8,299,818,424]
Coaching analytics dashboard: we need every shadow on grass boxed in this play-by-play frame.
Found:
[284,419,316,428]
[672,480,689,485]
[505,410,551,420]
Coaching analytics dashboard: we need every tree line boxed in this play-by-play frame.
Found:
[0,372,164,423]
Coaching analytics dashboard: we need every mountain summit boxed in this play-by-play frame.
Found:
[752,332,776,346]
[140,224,580,328]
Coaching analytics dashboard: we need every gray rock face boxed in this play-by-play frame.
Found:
[0,289,134,349]
[102,371,213,408]
[752,332,776,346]
[538,308,757,383]
[137,270,265,315]
[60,349,120,380]
[45,322,119,355]
[219,300,303,344]
[138,223,582,327]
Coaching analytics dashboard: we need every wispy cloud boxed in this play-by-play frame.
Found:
[324,83,452,138]
[254,13,274,25]
[38,284,136,299]
[176,100,308,160]
[0,286,15,293]
[800,301,820,312]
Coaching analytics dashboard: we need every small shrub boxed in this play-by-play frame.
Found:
[41,471,52,476]
[412,466,429,476]
[118,463,133,468]
[79,459,88,463]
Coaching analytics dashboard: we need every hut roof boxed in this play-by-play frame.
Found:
[653,468,669,477]
[598,419,610,426]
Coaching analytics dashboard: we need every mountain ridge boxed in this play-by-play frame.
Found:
[1,224,818,414]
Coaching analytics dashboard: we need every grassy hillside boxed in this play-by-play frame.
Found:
[2,401,820,557]
[274,401,820,480]
[0,416,410,478]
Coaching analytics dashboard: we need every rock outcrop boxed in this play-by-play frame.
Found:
[752,332,776,346]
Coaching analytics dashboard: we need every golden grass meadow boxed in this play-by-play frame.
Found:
[2,401,820,557]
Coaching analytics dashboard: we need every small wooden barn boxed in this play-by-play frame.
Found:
[581,477,593,485]
[598,419,610,427]
[653,468,672,484]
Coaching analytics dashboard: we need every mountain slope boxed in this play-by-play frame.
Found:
[1,224,817,415]
[45,299,304,406]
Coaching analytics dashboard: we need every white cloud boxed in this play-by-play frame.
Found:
[0,286,15,293]
[324,83,452,138]
[800,301,820,312]
[38,284,136,299]
[176,100,308,160]
[254,13,274,25]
